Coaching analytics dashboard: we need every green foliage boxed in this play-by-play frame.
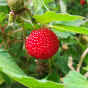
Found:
[33,11,84,23]
[0,0,88,87]
[32,0,43,13]
[52,29,75,39]
[0,12,6,23]
[44,0,54,4]
[55,50,70,74]
[32,0,53,13]
[82,66,88,71]
[63,71,88,88]
[0,72,4,85]
[52,25,88,35]
[46,73,61,83]
[0,0,8,6]
[0,49,64,88]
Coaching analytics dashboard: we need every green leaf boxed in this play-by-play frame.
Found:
[1,72,12,85]
[0,0,8,6]
[21,11,31,23]
[53,19,84,26]
[21,10,35,27]
[82,66,88,71]
[0,49,64,88]
[52,29,75,39]
[0,72,4,85]
[55,53,70,74]
[50,25,88,35]
[44,0,54,4]
[46,73,61,83]
[11,82,28,88]
[32,0,51,13]
[0,12,6,23]
[33,11,84,23]
[63,71,88,88]
[32,0,43,12]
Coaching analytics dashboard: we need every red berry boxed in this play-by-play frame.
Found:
[80,0,85,5]
[26,28,59,59]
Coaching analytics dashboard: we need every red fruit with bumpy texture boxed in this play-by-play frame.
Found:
[80,0,85,5]
[26,28,59,59]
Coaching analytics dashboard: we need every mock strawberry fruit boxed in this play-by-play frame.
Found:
[7,0,24,13]
[80,0,85,5]
[26,28,59,59]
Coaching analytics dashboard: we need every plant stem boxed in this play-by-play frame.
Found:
[20,18,26,44]
[42,2,50,11]
[0,42,4,48]
[52,57,58,72]
[8,28,22,36]
[25,0,32,6]
[48,59,52,73]
[84,72,88,77]
[76,48,88,72]
[77,19,88,26]
[21,17,30,69]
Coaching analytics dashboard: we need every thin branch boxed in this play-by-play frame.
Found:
[0,42,4,48]
[68,56,75,71]
[48,59,52,73]
[42,2,50,11]
[76,48,88,72]
[25,0,32,6]
[12,40,23,45]
[8,28,22,36]
[20,18,26,44]
[77,19,88,26]
[84,72,88,77]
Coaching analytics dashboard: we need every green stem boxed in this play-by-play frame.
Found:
[2,35,9,49]
[52,57,58,71]
[42,2,50,11]
[20,18,26,44]
[48,59,52,73]
[20,17,30,69]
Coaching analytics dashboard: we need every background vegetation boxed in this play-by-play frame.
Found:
[0,0,88,88]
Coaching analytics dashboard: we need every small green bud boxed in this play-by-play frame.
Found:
[7,0,24,13]
[8,11,16,26]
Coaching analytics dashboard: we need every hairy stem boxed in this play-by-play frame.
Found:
[84,72,88,77]
[76,48,88,72]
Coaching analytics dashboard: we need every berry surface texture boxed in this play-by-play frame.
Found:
[26,28,59,59]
